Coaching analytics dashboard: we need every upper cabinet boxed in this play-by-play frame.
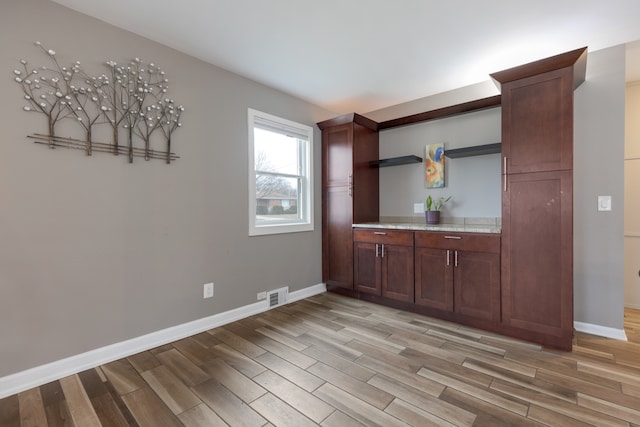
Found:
[492,47,587,174]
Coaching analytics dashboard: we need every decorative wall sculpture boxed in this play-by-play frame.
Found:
[13,42,184,164]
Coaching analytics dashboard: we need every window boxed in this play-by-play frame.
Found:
[248,108,313,236]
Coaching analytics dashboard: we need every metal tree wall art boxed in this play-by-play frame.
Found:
[13,42,184,164]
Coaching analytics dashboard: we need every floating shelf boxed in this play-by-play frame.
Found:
[445,143,501,158]
[370,155,423,168]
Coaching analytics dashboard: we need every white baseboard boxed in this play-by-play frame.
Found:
[0,283,326,399]
[625,303,640,310]
[574,321,628,341]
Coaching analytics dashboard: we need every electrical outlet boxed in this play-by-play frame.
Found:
[203,282,214,299]
[257,291,266,301]
[597,195,612,211]
[413,202,424,214]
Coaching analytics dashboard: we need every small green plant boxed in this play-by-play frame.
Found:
[425,195,451,211]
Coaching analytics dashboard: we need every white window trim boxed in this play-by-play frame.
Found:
[248,108,314,236]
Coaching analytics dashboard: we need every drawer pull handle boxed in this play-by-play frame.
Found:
[444,235,461,240]
[374,232,387,235]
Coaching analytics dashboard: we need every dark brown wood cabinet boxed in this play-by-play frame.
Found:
[491,47,587,350]
[415,232,501,321]
[353,229,414,302]
[318,114,379,291]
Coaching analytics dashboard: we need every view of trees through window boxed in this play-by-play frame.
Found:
[254,128,302,222]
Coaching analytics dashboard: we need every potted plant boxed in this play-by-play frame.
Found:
[425,195,451,224]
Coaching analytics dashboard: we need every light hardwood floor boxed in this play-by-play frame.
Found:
[2,294,640,426]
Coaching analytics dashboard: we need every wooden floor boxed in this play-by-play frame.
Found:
[2,295,640,427]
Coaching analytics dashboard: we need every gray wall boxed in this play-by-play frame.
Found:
[574,45,626,329]
[0,0,335,377]
[375,108,502,220]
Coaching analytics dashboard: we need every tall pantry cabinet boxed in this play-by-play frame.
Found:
[491,47,587,350]
[318,114,379,291]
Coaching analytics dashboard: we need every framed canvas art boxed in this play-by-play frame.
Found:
[425,143,445,188]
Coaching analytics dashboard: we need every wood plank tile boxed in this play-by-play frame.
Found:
[200,358,266,403]
[355,355,445,398]
[191,378,266,426]
[490,379,628,427]
[313,383,408,427]
[190,331,223,348]
[127,350,161,374]
[88,394,130,427]
[527,405,593,427]
[297,331,363,361]
[256,326,308,351]
[401,347,493,388]
[385,398,458,427]
[367,374,475,426]
[428,329,506,356]
[340,327,405,354]
[102,359,147,395]
[0,394,20,427]
[79,369,137,427]
[417,366,529,416]
[210,328,267,359]
[209,343,267,378]
[18,388,48,427]
[348,340,422,373]
[307,362,394,410]
[255,351,325,393]
[59,374,102,427]
[250,393,318,427]
[178,403,228,426]
[141,365,201,415]
[253,370,334,423]
[170,337,215,366]
[256,312,306,337]
[577,392,640,424]
[320,410,366,427]
[302,344,375,382]
[40,381,73,427]
[461,358,576,403]
[121,386,183,427]
[439,387,540,427]
[155,348,209,387]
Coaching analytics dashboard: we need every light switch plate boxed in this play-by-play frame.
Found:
[598,195,612,211]
[413,203,424,214]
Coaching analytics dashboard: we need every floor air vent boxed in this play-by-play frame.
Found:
[267,287,289,308]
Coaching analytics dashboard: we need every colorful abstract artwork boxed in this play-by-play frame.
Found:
[425,143,445,188]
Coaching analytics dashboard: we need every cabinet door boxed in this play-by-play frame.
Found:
[323,124,353,188]
[415,247,453,311]
[382,244,414,302]
[502,170,572,343]
[323,185,353,289]
[501,68,573,174]
[354,241,381,295]
[454,251,500,321]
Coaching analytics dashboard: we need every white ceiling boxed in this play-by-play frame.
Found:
[52,0,640,114]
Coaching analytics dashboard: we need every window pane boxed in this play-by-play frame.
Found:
[254,128,300,176]
[256,176,300,223]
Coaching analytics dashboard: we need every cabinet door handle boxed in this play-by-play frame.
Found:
[374,232,386,235]
[455,250,458,267]
[503,157,507,192]
[348,173,353,197]
[503,156,507,174]
[375,243,379,258]
[446,250,450,266]
[444,235,461,240]
[504,174,507,192]
[381,244,385,258]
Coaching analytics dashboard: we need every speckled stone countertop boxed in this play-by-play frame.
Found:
[352,222,501,234]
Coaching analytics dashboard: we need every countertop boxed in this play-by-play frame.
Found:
[353,222,501,234]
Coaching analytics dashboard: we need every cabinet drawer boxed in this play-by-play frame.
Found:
[353,229,414,246]
[415,231,500,254]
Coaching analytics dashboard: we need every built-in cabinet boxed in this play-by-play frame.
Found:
[415,232,500,321]
[318,114,379,291]
[353,229,414,302]
[491,47,587,350]
[318,48,587,350]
